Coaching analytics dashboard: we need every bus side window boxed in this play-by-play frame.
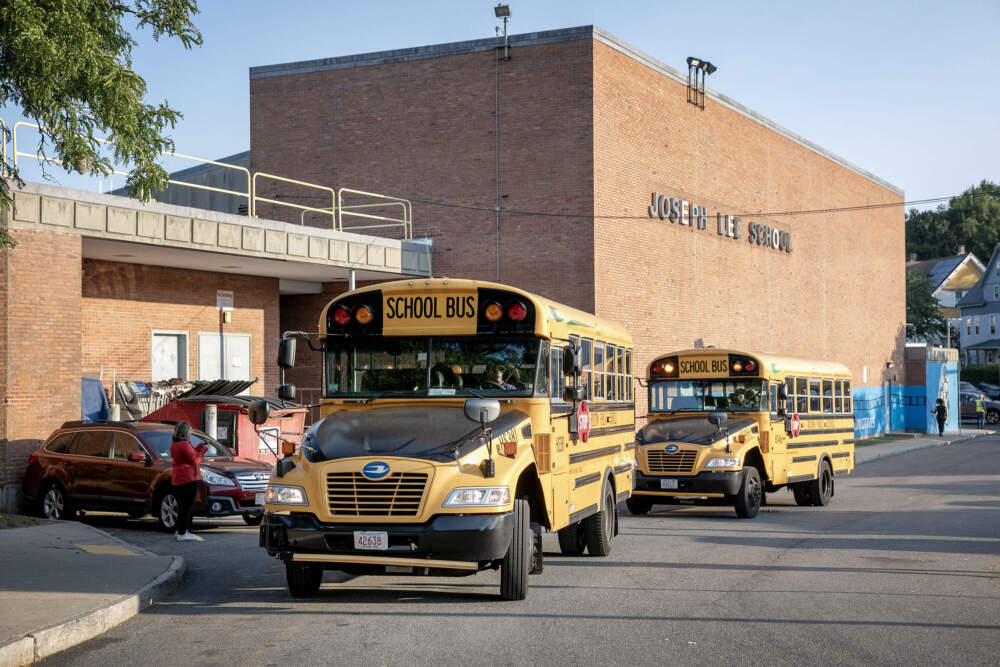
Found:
[593,342,605,400]
[844,380,852,413]
[796,376,808,413]
[835,379,843,413]
[822,379,834,413]
[809,378,821,413]
[535,341,550,397]
[785,377,795,414]
[606,344,616,401]
[625,349,633,402]
[550,347,565,401]
[616,347,625,402]
[769,383,780,417]
[580,338,593,400]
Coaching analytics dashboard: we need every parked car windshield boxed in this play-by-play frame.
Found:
[140,430,230,460]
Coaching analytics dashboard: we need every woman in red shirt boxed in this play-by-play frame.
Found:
[170,421,208,542]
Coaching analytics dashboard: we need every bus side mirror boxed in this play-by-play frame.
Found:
[278,337,297,369]
[278,384,297,402]
[564,386,585,403]
[563,346,581,376]
[707,412,727,427]
[248,399,271,425]
[464,398,500,424]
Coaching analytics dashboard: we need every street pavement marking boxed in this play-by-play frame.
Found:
[75,543,138,556]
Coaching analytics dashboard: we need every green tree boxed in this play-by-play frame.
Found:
[0,0,202,248]
[906,271,946,341]
[906,181,1000,261]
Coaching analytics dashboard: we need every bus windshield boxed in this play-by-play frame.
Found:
[325,335,543,398]
[649,379,767,413]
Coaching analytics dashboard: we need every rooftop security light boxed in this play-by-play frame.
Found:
[494,4,510,17]
[686,56,717,109]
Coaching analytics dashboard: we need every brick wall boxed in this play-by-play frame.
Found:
[250,32,905,420]
[81,260,281,399]
[251,41,597,312]
[590,42,905,416]
[0,229,82,506]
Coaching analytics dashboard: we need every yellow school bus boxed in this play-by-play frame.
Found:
[255,279,635,599]
[629,349,853,518]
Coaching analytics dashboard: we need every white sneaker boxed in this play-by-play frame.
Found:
[176,532,203,542]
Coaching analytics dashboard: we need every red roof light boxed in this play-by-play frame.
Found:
[332,305,352,326]
[507,302,527,321]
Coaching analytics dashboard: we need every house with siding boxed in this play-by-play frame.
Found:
[956,243,1000,364]
[907,247,984,347]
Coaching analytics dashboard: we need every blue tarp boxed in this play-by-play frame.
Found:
[81,377,109,421]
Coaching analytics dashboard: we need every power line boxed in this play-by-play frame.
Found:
[266,190,994,222]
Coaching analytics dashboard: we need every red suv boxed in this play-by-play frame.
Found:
[22,421,271,530]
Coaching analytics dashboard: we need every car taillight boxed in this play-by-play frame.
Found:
[28,453,37,465]
[332,305,352,326]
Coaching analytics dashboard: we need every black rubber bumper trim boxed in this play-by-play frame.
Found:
[634,470,743,495]
[261,511,513,562]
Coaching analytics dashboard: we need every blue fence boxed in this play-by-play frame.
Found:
[852,361,958,438]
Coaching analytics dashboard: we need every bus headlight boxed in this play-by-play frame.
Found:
[705,457,740,469]
[266,485,308,505]
[443,487,510,507]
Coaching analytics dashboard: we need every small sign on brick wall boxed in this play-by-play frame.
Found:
[216,290,234,311]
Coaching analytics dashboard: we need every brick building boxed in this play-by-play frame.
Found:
[250,26,906,428]
[0,182,430,511]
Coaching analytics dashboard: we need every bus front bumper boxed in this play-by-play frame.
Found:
[633,469,743,497]
[260,511,514,565]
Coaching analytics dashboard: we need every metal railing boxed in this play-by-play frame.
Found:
[12,121,251,207]
[3,117,414,240]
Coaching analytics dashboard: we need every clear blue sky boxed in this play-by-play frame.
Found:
[4,0,997,210]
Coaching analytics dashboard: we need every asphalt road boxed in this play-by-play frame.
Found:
[46,438,1000,666]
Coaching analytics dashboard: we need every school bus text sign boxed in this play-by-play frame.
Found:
[382,292,477,335]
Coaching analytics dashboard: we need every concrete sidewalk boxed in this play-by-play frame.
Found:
[0,521,183,665]
[0,427,986,664]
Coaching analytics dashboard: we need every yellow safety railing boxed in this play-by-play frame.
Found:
[251,171,336,227]
[12,121,251,205]
[337,188,412,239]
[5,117,414,240]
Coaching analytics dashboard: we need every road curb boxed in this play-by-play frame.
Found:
[856,433,980,465]
[0,531,185,665]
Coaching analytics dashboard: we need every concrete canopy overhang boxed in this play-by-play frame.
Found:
[6,181,432,292]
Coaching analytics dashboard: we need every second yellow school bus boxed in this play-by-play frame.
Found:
[629,349,854,518]
[258,279,635,599]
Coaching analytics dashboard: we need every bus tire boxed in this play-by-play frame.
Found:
[583,485,615,557]
[733,467,762,519]
[792,484,812,506]
[285,562,323,598]
[500,498,531,600]
[808,460,834,506]
[556,522,586,556]
[626,495,652,515]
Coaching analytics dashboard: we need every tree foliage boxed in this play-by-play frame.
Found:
[906,181,1000,262]
[0,0,202,248]
[906,271,946,340]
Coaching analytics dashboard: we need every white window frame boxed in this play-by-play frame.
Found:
[151,330,189,381]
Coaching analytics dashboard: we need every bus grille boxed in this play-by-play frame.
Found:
[326,472,427,516]
[646,449,698,474]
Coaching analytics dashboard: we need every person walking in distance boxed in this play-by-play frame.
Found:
[976,394,986,429]
[170,421,207,542]
[930,398,948,437]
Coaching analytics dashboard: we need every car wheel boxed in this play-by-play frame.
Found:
[626,495,653,515]
[556,522,586,556]
[40,482,73,521]
[499,498,531,600]
[987,410,1000,425]
[285,562,323,598]
[583,485,615,557]
[733,467,762,519]
[156,489,180,532]
[243,512,264,526]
